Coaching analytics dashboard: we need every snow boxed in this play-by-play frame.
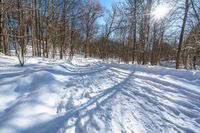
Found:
[0,54,200,133]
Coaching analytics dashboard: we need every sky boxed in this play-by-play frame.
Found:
[98,0,121,25]
[99,0,120,10]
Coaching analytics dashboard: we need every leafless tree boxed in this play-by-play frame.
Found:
[176,0,190,69]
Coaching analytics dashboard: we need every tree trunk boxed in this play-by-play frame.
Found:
[176,0,189,69]
[0,0,3,54]
[132,0,137,64]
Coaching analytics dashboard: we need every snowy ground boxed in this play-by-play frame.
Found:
[0,55,200,133]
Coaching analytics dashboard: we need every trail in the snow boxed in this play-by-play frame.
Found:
[0,55,200,133]
[18,62,200,133]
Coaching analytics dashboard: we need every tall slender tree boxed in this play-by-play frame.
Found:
[0,0,3,53]
[176,0,190,69]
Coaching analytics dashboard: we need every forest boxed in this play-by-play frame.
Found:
[1,1,200,132]
[0,0,200,69]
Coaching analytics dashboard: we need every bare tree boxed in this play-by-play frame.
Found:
[176,0,190,69]
[81,0,103,58]
[101,5,122,59]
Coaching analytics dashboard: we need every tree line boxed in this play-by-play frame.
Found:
[0,0,199,69]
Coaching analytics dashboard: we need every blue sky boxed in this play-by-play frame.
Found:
[99,0,120,10]
[98,0,120,25]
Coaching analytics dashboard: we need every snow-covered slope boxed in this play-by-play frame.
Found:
[0,55,200,133]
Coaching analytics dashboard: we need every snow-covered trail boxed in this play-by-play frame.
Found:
[0,55,200,133]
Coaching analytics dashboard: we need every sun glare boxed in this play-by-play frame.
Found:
[153,5,170,20]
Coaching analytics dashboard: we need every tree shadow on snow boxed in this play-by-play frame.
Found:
[19,70,134,133]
